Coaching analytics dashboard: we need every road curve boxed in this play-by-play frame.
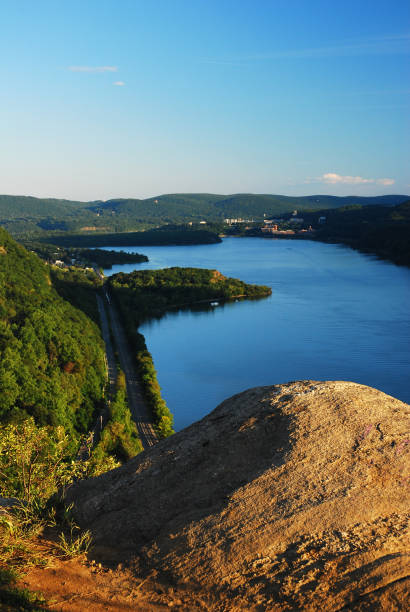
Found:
[102,290,158,449]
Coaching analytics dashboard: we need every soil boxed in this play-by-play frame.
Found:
[20,552,195,611]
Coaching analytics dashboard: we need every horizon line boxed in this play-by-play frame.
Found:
[1,191,408,204]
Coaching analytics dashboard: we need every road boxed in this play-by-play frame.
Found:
[96,294,117,399]
[101,290,158,449]
[77,295,117,459]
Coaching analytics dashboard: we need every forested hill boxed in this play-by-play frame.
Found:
[0,227,106,440]
[301,200,410,266]
[0,194,90,217]
[1,192,408,236]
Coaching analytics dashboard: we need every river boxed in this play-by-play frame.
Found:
[103,238,410,431]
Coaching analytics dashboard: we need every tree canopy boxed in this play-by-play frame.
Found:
[1,192,407,238]
[0,227,106,441]
[108,266,271,320]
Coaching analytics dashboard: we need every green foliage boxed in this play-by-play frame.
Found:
[0,500,50,584]
[0,419,84,506]
[108,267,271,320]
[301,201,410,266]
[212,193,407,219]
[0,419,97,608]
[50,266,102,323]
[74,248,148,268]
[55,518,92,558]
[41,228,222,248]
[0,194,87,219]
[0,227,106,438]
[20,241,148,269]
[90,371,143,467]
[2,193,407,240]
[133,335,174,438]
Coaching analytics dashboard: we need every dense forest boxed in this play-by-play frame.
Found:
[1,192,407,237]
[50,266,103,323]
[40,227,221,248]
[108,267,272,321]
[0,227,106,442]
[21,242,148,268]
[73,248,147,268]
[300,201,410,266]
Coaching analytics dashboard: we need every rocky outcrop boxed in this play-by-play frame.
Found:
[66,381,409,610]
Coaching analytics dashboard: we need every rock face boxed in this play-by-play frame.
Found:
[67,381,409,610]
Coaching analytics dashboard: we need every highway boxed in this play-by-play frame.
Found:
[100,290,158,449]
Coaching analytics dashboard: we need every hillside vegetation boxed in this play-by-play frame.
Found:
[20,242,148,269]
[0,229,146,606]
[43,227,221,248]
[0,227,106,440]
[1,192,408,237]
[301,200,410,265]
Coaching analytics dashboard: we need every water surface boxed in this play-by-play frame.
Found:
[103,238,410,430]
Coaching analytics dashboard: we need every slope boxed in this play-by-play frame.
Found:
[0,227,106,439]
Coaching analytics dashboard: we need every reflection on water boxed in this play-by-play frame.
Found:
[104,238,410,430]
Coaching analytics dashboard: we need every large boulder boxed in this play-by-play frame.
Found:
[67,381,409,610]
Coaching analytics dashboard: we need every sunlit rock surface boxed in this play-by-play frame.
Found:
[67,381,409,610]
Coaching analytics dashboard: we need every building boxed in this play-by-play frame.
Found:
[289,217,304,224]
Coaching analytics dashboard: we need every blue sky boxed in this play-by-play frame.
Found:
[1,0,409,200]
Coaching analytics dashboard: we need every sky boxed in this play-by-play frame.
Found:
[0,0,409,200]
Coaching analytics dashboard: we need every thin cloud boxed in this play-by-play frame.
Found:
[376,178,395,186]
[113,81,125,86]
[202,32,410,65]
[307,173,395,186]
[68,66,118,73]
[200,59,249,67]
[251,34,409,60]
[321,173,373,185]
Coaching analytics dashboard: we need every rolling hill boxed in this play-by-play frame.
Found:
[0,193,408,237]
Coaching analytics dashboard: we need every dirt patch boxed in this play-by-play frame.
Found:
[20,548,210,610]
[209,270,226,283]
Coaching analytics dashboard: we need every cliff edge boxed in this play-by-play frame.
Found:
[66,381,409,610]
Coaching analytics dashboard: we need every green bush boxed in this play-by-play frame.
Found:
[0,419,83,506]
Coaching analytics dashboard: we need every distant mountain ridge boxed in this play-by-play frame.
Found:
[0,192,408,236]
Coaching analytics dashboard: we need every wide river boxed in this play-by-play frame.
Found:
[104,238,410,431]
